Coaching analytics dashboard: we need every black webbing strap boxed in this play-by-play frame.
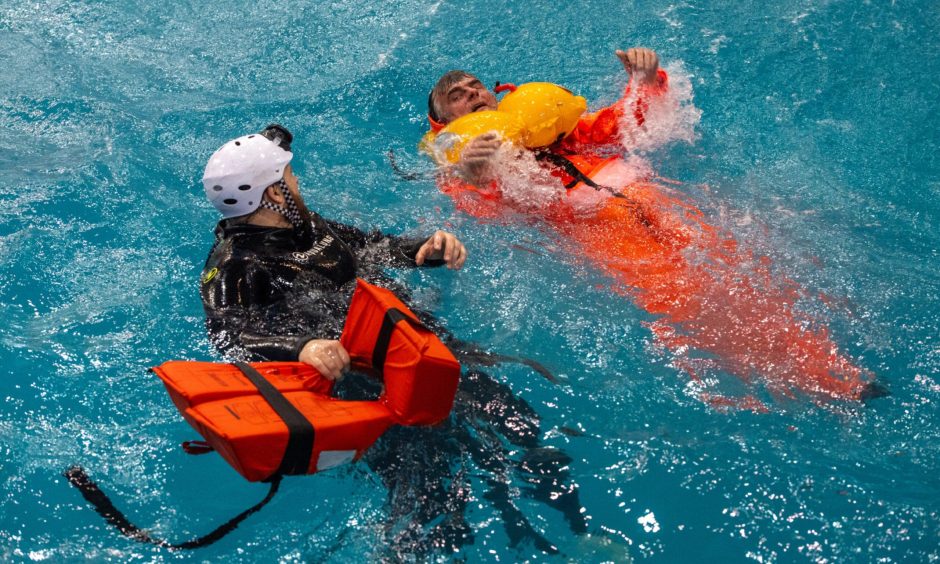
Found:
[534,151,604,190]
[372,308,427,375]
[63,465,281,550]
[534,151,651,217]
[232,362,314,477]
[386,149,425,181]
[182,440,214,455]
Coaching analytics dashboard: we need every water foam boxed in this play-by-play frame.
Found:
[618,63,703,155]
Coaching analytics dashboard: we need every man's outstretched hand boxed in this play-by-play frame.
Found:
[416,230,468,270]
[617,47,660,86]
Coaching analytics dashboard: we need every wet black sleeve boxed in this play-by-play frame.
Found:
[202,260,314,362]
[323,219,445,268]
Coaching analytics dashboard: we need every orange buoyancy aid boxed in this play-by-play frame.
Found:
[153,279,461,482]
[340,278,460,426]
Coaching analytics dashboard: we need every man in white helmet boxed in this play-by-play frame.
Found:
[200,124,467,380]
[200,126,587,556]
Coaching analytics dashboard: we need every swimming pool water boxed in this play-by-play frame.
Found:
[1,0,938,561]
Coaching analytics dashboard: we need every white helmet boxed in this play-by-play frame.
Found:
[202,133,293,218]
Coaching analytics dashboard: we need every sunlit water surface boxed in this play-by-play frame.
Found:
[1,0,938,562]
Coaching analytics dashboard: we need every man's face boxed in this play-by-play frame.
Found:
[438,76,497,123]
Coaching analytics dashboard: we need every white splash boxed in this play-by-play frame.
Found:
[619,62,703,155]
[638,510,661,533]
[487,145,566,212]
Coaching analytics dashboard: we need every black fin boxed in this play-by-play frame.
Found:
[448,339,559,384]
[859,381,891,402]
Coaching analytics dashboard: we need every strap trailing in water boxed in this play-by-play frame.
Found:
[63,465,281,550]
[447,338,559,384]
[63,361,321,549]
[181,440,214,455]
[387,149,437,181]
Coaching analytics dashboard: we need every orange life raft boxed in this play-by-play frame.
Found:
[154,279,461,482]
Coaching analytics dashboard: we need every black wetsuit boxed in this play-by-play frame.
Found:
[201,212,442,360]
[200,213,586,558]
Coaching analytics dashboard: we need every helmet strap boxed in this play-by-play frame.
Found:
[259,179,305,229]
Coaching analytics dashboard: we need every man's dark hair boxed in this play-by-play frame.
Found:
[428,70,475,124]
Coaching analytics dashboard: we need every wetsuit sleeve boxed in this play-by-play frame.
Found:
[323,219,446,268]
[563,68,669,148]
[202,260,316,362]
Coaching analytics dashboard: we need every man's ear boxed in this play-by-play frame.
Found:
[264,183,285,205]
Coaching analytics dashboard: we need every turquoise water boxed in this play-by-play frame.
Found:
[2,0,939,561]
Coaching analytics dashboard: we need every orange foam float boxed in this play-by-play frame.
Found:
[154,279,461,482]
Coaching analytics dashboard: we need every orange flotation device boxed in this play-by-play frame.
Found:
[154,279,461,482]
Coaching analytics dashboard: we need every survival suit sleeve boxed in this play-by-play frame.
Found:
[202,260,319,362]
[322,219,446,268]
[437,175,508,220]
[563,68,669,149]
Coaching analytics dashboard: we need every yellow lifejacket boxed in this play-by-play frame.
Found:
[423,82,588,164]
[497,82,587,148]
[426,111,526,164]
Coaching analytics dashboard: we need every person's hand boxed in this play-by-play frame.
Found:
[616,47,660,86]
[298,339,350,381]
[415,230,468,270]
[458,132,501,183]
